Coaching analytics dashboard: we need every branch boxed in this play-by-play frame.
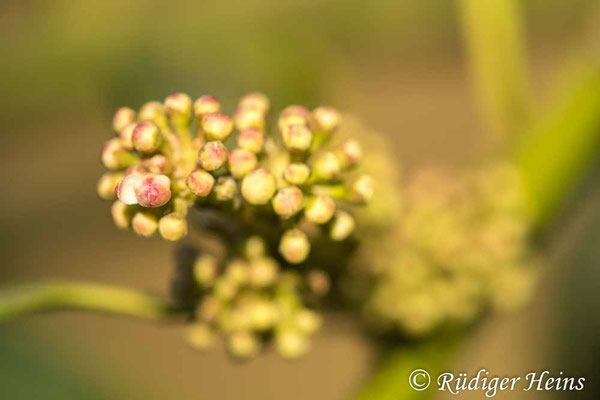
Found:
[0,281,181,323]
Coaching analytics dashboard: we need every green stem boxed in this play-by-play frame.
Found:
[0,281,181,322]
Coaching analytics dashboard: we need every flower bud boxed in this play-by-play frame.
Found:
[118,123,137,150]
[311,106,340,133]
[234,107,265,130]
[338,139,362,168]
[248,300,277,331]
[125,165,148,176]
[239,92,270,114]
[131,212,158,237]
[158,213,187,241]
[199,296,221,322]
[281,124,312,153]
[198,141,228,171]
[227,331,260,359]
[225,259,249,284]
[138,101,166,125]
[194,95,220,118]
[312,151,341,181]
[294,309,322,334]
[111,200,133,229]
[202,112,233,141]
[186,323,215,350]
[284,163,310,185]
[241,168,276,205]
[186,169,215,197]
[304,195,336,224]
[249,257,278,288]
[132,122,162,153]
[237,127,265,153]
[214,277,239,301]
[243,236,266,259]
[279,229,310,264]
[115,173,145,205]
[349,174,374,203]
[194,254,219,287]
[329,210,355,241]
[214,176,238,202]
[164,93,192,122]
[276,328,309,359]
[228,149,257,178]
[272,186,303,217]
[101,138,139,170]
[134,174,172,207]
[144,154,172,174]
[306,269,330,296]
[112,107,136,133]
[97,172,124,200]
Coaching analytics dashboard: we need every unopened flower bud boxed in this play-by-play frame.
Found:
[132,122,162,153]
[101,138,139,170]
[164,93,192,123]
[115,173,145,205]
[118,123,137,150]
[306,270,330,296]
[214,176,238,202]
[312,151,341,181]
[237,127,265,153]
[134,174,172,207]
[194,95,220,118]
[225,259,249,284]
[248,300,277,331]
[239,92,270,114]
[349,174,374,203]
[281,124,312,153]
[214,277,239,301]
[194,254,219,287]
[144,154,172,174]
[338,139,362,168]
[329,210,355,241]
[202,112,233,141]
[227,331,260,359]
[111,200,133,229]
[198,141,228,171]
[294,309,322,334]
[228,149,257,178]
[276,328,309,359]
[234,107,265,130]
[199,296,221,322]
[241,169,276,205]
[97,172,124,200]
[138,101,166,125]
[112,107,136,133]
[279,229,310,264]
[311,106,340,133]
[304,195,336,224]
[249,257,278,288]
[158,213,187,241]
[125,165,148,176]
[272,186,303,217]
[132,212,158,237]
[186,323,215,350]
[243,236,266,259]
[284,163,310,185]
[186,169,215,197]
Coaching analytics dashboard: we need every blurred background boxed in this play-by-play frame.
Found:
[1,0,600,399]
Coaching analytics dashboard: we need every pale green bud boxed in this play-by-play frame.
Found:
[304,195,336,224]
[202,112,234,141]
[158,213,188,241]
[228,149,258,178]
[329,210,355,241]
[193,254,219,287]
[241,168,276,205]
[214,176,238,202]
[279,229,310,264]
[97,172,124,200]
[237,127,265,153]
[249,257,278,288]
[272,186,303,217]
[284,163,310,185]
[131,212,158,237]
[198,141,228,171]
[112,107,136,133]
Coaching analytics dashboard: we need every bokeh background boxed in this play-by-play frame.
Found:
[1,0,600,399]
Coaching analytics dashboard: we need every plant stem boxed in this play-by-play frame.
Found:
[0,281,180,323]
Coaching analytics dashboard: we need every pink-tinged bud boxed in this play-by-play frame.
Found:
[202,112,233,141]
[112,107,136,133]
[281,124,313,153]
[237,127,265,153]
[338,139,362,168]
[158,213,188,241]
[111,200,133,229]
[118,123,137,150]
[139,101,166,124]
[134,174,172,207]
[164,93,193,119]
[304,195,336,224]
[214,176,238,202]
[330,210,355,241]
[194,95,220,118]
[272,186,303,217]
[241,168,276,205]
[312,151,341,181]
[234,107,265,130]
[132,212,158,237]
[249,257,279,288]
[239,92,270,114]
[306,269,330,296]
[282,105,311,120]
[97,172,124,200]
[194,254,219,287]
[311,106,341,133]
[101,138,139,170]
[279,229,310,264]
[284,163,310,185]
[115,173,145,205]
[144,154,172,174]
[132,122,162,153]
[125,165,148,176]
[228,149,257,178]
[278,114,308,132]
[186,169,215,197]
[349,174,374,203]
[198,141,228,171]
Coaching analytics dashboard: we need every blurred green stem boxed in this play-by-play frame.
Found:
[0,281,179,322]
[458,0,531,138]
